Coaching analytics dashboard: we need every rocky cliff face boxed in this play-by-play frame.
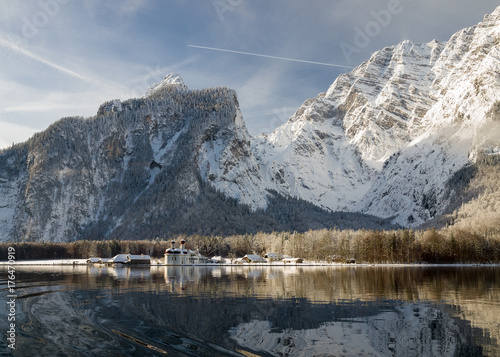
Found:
[252,6,500,226]
[0,75,266,241]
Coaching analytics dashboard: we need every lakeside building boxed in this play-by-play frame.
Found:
[241,254,266,263]
[209,256,232,264]
[264,253,283,262]
[88,254,151,265]
[127,255,152,264]
[164,239,205,265]
[232,253,304,265]
[107,254,130,264]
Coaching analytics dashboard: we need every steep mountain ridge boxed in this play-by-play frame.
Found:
[252,6,500,226]
[361,7,500,226]
[251,39,446,213]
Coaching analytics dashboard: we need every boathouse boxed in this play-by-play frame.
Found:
[127,254,151,264]
[102,254,152,265]
[282,257,303,264]
[108,254,130,265]
[264,253,283,262]
[241,254,266,263]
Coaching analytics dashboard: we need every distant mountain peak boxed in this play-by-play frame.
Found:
[162,73,185,86]
[145,73,188,97]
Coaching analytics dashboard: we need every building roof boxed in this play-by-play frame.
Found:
[165,248,201,256]
[264,253,283,259]
[127,254,151,261]
[109,254,130,263]
[242,254,266,262]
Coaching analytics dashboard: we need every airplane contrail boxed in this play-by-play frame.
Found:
[0,37,92,82]
[188,44,354,69]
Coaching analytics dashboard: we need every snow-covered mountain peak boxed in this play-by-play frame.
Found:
[484,5,500,21]
[145,72,188,97]
[162,73,185,86]
[251,5,500,225]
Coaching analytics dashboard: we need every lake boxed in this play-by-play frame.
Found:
[1,265,499,356]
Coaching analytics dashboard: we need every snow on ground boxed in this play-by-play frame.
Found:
[0,259,89,266]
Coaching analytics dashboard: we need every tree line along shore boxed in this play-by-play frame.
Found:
[1,226,499,264]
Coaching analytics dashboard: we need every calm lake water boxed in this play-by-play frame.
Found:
[1,265,499,357]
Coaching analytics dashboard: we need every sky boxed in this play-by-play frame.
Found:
[0,0,498,149]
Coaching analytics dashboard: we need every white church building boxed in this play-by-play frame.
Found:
[164,239,202,265]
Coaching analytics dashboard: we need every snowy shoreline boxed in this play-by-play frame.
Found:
[0,259,499,267]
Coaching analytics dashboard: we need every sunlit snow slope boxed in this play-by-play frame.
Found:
[252,6,500,226]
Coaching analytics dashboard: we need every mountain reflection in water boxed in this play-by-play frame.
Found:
[0,265,498,356]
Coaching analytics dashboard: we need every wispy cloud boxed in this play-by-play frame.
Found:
[0,37,92,82]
